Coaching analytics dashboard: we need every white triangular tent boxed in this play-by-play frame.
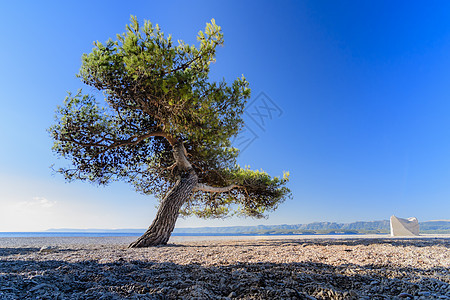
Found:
[390,215,419,236]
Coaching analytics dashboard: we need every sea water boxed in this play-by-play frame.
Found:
[0,232,261,238]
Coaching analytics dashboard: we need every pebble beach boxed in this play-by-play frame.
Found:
[0,236,449,299]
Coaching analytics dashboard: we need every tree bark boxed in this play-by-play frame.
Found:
[129,141,197,248]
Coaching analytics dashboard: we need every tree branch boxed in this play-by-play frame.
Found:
[194,183,240,193]
[165,27,221,75]
[63,130,177,149]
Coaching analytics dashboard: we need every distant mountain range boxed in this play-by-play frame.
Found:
[46,220,450,235]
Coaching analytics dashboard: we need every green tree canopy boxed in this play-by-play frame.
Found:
[50,16,291,246]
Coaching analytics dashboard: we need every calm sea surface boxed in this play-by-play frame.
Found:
[0,232,260,238]
[0,232,142,238]
[0,233,304,247]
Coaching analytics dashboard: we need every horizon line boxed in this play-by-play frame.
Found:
[1,219,449,233]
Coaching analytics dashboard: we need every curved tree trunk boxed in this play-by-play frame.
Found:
[128,169,198,247]
[129,141,197,248]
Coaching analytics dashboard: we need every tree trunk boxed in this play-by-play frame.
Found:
[129,141,197,248]
[128,168,198,247]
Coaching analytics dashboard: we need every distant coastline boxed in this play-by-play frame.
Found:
[2,220,449,237]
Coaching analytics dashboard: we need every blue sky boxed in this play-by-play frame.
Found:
[1,1,450,231]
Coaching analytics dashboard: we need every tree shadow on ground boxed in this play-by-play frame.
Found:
[168,237,450,249]
[0,247,82,257]
[0,247,41,256]
[0,254,447,299]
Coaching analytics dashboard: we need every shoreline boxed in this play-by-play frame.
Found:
[1,233,449,248]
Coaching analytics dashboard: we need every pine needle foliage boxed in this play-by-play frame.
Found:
[50,16,291,219]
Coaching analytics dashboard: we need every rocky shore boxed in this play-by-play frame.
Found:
[0,237,449,299]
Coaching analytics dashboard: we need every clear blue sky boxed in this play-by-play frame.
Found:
[1,0,450,231]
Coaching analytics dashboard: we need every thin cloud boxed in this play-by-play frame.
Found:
[17,197,57,208]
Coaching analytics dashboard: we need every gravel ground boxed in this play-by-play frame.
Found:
[0,237,449,299]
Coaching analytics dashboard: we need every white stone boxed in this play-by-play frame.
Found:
[38,246,57,253]
[390,215,419,236]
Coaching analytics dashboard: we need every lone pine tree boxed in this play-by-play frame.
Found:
[49,16,291,247]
